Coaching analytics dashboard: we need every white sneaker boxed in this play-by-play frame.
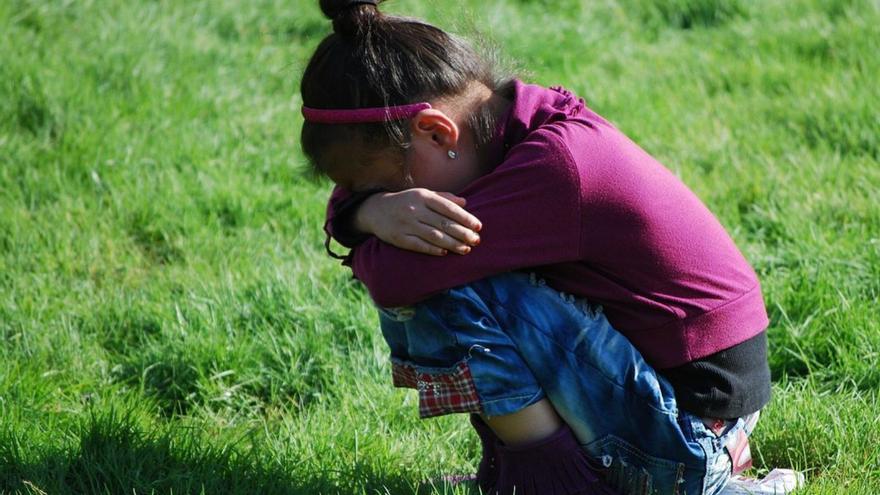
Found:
[720,469,806,494]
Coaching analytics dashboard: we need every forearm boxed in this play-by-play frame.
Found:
[351,214,579,307]
[338,126,588,305]
[325,187,379,248]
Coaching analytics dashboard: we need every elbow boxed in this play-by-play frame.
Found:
[351,263,405,307]
[366,283,419,308]
[370,293,406,309]
[351,243,431,307]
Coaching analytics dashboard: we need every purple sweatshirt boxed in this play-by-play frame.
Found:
[326,80,768,370]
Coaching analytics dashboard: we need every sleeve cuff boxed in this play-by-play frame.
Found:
[324,189,385,263]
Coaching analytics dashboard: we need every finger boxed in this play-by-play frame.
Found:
[399,234,449,257]
[425,194,483,232]
[416,223,472,255]
[436,191,467,207]
[420,211,480,245]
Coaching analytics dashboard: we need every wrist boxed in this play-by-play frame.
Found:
[353,193,384,234]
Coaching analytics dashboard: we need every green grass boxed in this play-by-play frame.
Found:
[1,0,878,493]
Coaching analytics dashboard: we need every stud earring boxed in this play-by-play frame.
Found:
[448,150,458,160]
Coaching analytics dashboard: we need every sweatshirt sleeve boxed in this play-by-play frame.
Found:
[323,185,387,263]
[324,186,374,248]
[350,126,585,307]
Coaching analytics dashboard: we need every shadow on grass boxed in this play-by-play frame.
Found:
[0,409,425,495]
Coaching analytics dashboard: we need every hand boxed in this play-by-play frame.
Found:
[354,188,482,256]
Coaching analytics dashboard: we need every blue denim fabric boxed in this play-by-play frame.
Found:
[378,272,753,495]
[379,286,546,418]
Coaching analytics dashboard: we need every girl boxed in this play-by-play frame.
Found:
[300,1,775,494]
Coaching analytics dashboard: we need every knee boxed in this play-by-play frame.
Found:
[482,398,563,446]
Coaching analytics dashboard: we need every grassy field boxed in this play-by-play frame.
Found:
[1,0,878,493]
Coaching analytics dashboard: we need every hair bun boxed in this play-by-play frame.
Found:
[320,0,382,27]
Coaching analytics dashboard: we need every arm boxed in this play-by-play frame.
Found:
[351,127,585,307]
[325,186,374,249]
[325,186,483,257]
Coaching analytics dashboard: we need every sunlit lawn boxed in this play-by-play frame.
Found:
[1,0,878,493]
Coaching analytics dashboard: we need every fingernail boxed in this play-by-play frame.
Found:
[462,246,471,254]
[473,237,480,246]
[475,224,482,232]
[441,249,448,256]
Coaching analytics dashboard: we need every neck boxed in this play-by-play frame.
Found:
[434,81,513,176]
[475,84,514,171]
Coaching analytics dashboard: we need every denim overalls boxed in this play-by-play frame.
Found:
[378,272,757,495]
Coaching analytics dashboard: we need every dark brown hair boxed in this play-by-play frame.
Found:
[300,0,510,175]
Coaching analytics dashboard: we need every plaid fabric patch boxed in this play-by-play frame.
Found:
[391,360,483,418]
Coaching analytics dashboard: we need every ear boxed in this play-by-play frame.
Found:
[410,109,460,149]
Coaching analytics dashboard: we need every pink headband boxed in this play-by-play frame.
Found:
[301,102,432,124]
